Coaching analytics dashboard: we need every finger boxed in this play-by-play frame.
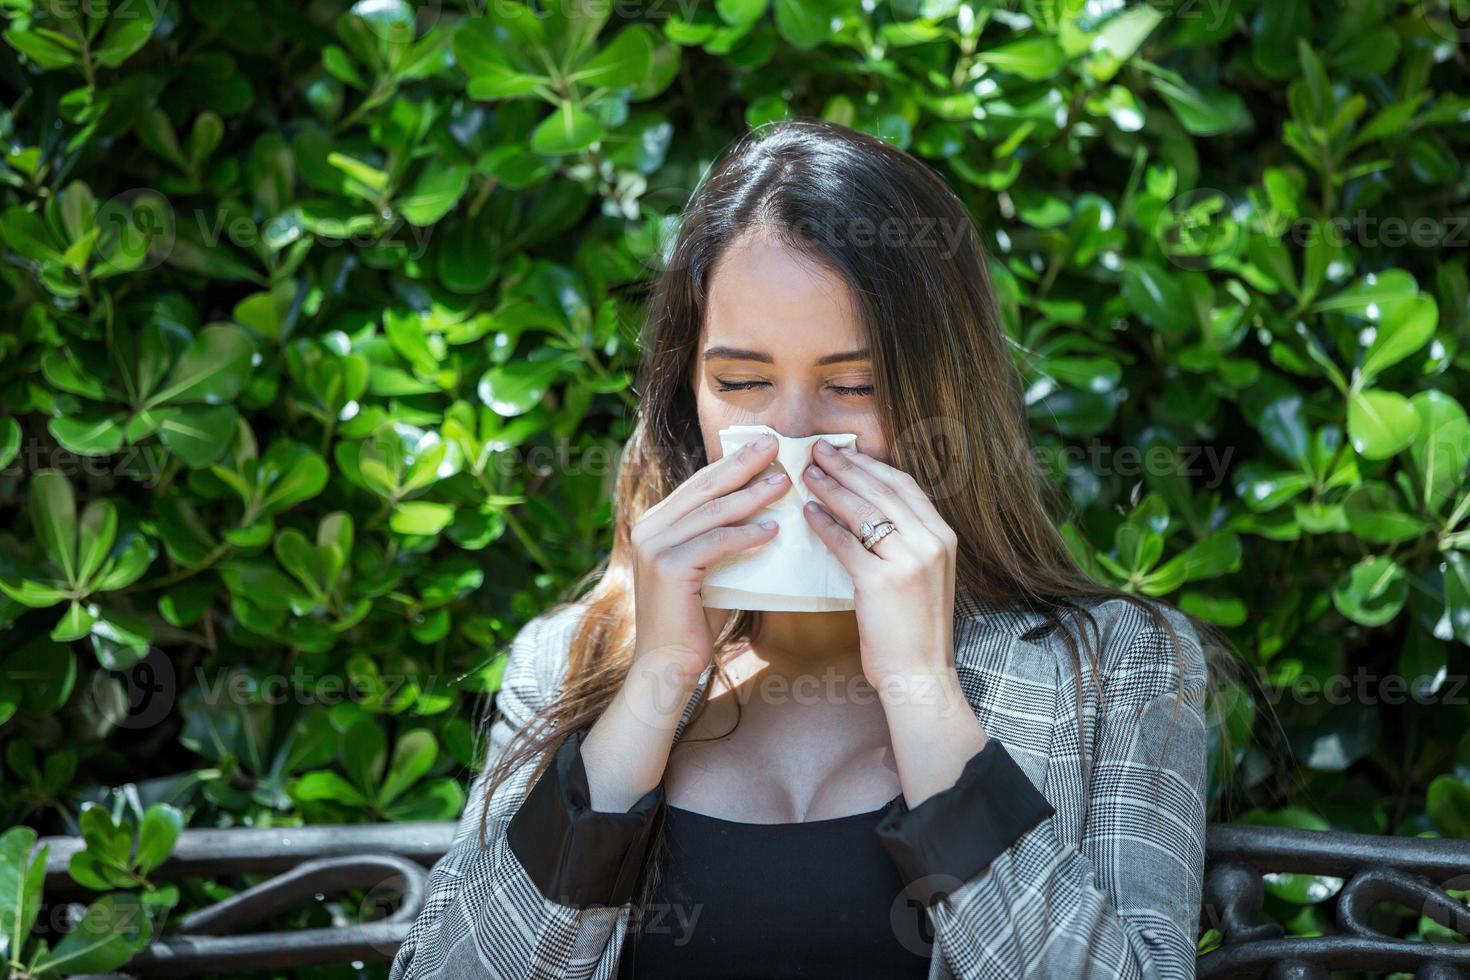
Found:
[647,468,790,553]
[816,441,949,536]
[666,521,780,576]
[807,440,922,534]
[801,499,878,575]
[641,434,780,536]
[800,462,892,544]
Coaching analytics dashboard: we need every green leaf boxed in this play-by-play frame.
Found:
[390,500,455,535]
[218,560,307,611]
[134,804,185,875]
[1427,776,1470,838]
[1151,77,1251,135]
[775,0,837,47]
[34,893,150,975]
[0,576,69,608]
[79,805,132,868]
[717,0,769,25]
[398,162,470,227]
[1143,533,1242,594]
[1121,261,1193,335]
[379,729,437,806]
[530,103,604,155]
[49,414,126,457]
[155,405,239,467]
[466,62,548,99]
[569,25,655,89]
[29,470,78,585]
[1342,483,1432,544]
[3,26,81,69]
[151,325,258,407]
[1,206,65,264]
[0,827,45,961]
[89,607,155,670]
[327,152,390,194]
[1347,389,1419,460]
[383,778,465,821]
[292,770,368,806]
[1408,391,1470,515]
[477,359,564,416]
[92,534,155,593]
[322,44,367,89]
[0,417,20,471]
[1444,552,1470,646]
[453,9,548,80]
[1086,5,1161,82]
[41,348,106,399]
[258,446,330,516]
[1312,268,1418,317]
[94,3,157,67]
[1331,556,1407,627]
[343,718,387,794]
[1360,293,1437,384]
[976,36,1066,80]
[76,499,119,587]
[274,528,324,596]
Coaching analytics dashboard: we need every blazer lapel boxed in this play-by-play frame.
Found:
[673,670,708,744]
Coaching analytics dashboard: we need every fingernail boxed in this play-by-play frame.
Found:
[816,439,836,453]
[756,433,776,448]
[806,464,825,480]
[764,471,787,484]
[839,444,858,454]
[760,519,778,529]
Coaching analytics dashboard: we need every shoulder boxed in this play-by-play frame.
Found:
[1063,595,1208,703]
[956,587,1206,699]
[500,600,592,704]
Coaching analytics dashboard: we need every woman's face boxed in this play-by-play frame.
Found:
[694,226,889,468]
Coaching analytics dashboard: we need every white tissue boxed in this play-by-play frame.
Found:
[700,424,859,612]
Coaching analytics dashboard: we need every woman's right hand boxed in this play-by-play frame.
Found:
[579,432,789,813]
[629,430,788,685]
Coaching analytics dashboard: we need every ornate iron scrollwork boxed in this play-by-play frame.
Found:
[36,819,1470,977]
[1200,824,1470,979]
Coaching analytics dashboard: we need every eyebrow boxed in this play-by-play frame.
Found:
[703,345,871,366]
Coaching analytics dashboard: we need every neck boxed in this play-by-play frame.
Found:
[703,607,862,677]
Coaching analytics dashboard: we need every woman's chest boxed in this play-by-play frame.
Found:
[663,695,903,824]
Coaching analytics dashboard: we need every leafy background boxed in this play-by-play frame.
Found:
[1,0,1468,975]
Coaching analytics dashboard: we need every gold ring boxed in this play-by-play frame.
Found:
[859,518,897,551]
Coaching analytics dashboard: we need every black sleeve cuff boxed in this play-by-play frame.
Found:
[506,727,663,908]
[875,737,1055,909]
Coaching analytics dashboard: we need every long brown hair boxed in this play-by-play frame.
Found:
[475,118,1245,909]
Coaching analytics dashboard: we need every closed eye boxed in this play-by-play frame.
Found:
[714,380,873,396]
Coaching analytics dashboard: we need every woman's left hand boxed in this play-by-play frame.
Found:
[801,438,958,693]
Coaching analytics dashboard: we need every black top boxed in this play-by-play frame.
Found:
[506,728,1056,972]
[617,799,934,980]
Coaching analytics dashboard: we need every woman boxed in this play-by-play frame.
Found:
[390,118,1225,979]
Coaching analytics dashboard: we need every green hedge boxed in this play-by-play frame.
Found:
[1,0,1468,973]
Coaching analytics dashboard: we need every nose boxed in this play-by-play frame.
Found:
[762,400,822,440]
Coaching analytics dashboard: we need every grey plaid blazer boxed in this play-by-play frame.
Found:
[389,588,1209,979]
